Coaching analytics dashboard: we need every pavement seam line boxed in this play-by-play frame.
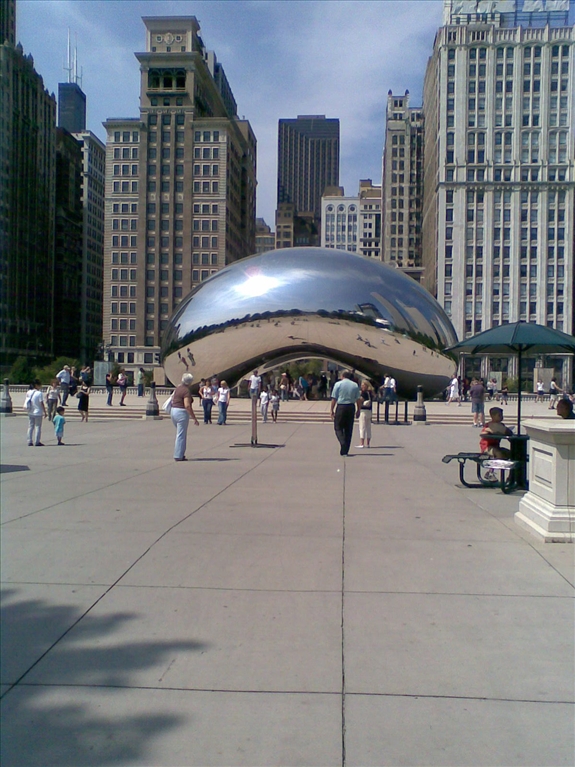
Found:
[341,459,347,767]
[9,682,573,706]
[0,429,298,700]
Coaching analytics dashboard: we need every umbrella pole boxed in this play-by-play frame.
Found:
[517,347,522,435]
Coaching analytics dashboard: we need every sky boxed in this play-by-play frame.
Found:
[17,0,445,226]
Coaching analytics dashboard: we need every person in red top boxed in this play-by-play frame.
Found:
[480,407,513,459]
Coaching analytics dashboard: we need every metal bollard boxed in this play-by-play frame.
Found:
[0,378,14,415]
[413,385,427,423]
[145,382,161,419]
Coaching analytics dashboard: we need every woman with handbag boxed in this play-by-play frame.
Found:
[170,373,199,461]
[356,380,375,449]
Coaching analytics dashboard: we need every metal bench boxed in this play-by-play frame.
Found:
[442,452,523,492]
[442,452,496,488]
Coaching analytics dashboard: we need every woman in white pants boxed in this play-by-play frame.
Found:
[357,380,374,448]
[170,373,199,462]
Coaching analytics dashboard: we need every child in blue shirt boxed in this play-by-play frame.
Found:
[53,406,66,445]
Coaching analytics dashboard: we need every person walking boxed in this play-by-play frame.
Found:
[330,370,361,457]
[24,381,47,446]
[536,379,545,403]
[217,380,230,425]
[548,378,560,409]
[136,367,145,397]
[170,373,199,462]
[56,365,71,405]
[77,383,90,422]
[45,378,60,421]
[469,378,486,427]
[105,371,114,406]
[117,370,128,406]
[270,389,280,422]
[356,380,374,448]
[446,375,461,405]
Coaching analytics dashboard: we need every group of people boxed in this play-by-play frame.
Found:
[104,369,137,406]
[23,374,89,447]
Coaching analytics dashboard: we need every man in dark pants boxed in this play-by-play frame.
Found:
[330,370,361,456]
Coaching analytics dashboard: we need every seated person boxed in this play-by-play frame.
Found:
[556,399,575,420]
[480,407,513,459]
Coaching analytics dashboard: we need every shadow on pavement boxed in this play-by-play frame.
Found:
[0,587,208,766]
[0,465,30,474]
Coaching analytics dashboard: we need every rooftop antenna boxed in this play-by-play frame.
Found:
[63,28,83,86]
[63,27,73,82]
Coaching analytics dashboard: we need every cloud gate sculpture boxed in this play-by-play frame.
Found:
[161,248,458,398]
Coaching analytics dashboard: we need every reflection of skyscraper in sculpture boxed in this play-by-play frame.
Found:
[422,0,574,384]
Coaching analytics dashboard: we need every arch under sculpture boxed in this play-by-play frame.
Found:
[161,248,458,398]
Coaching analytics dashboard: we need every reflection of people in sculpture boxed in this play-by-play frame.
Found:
[187,348,196,366]
[330,370,361,457]
[178,352,189,371]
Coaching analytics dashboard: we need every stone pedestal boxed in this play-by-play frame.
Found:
[515,419,575,543]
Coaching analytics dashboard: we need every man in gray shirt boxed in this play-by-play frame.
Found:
[330,370,361,456]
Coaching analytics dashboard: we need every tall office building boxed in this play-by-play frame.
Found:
[73,130,105,362]
[0,33,56,366]
[321,181,381,259]
[103,16,257,372]
[0,0,15,46]
[54,127,83,358]
[382,91,424,280]
[58,83,86,134]
[422,0,574,382]
[277,115,339,243]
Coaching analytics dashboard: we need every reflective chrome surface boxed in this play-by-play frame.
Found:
[161,248,458,397]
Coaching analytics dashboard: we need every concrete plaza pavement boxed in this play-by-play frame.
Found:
[0,410,573,766]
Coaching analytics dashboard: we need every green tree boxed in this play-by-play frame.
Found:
[8,356,35,385]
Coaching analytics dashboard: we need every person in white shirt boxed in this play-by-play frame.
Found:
[24,381,47,446]
[249,370,261,399]
[259,387,270,422]
[217,381,231,425]
[56,365,71,405]
[270,390,280,423]
[447,376,461,405]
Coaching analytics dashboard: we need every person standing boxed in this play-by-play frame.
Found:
[45,378,60,421]
[117,370,128,406]
[356,380,374,448]
[249,370,261,399]
[170,373,199,461]
[200,379,214,424]
[330,370,361,457]
[56,365,71,405]
[105,371,114,406]
[469,378,486,427]
[53,406,66,445]
[136,367,145,397]
[77,383,90,422]
[536,379,545,403]
[24,381,47,446]
[217,380,230,425]
[259,386,270,423]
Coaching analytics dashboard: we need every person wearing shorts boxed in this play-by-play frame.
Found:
[469,378,486,428]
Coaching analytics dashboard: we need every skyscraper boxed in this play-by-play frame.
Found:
[58,82,86,134]
[0,33,56,366]
[422,0,574,383]
[103,16,257,373]
[381,91,424,279]
[277,115,340,243]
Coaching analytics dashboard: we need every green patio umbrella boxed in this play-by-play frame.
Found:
[446,321,575,433]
